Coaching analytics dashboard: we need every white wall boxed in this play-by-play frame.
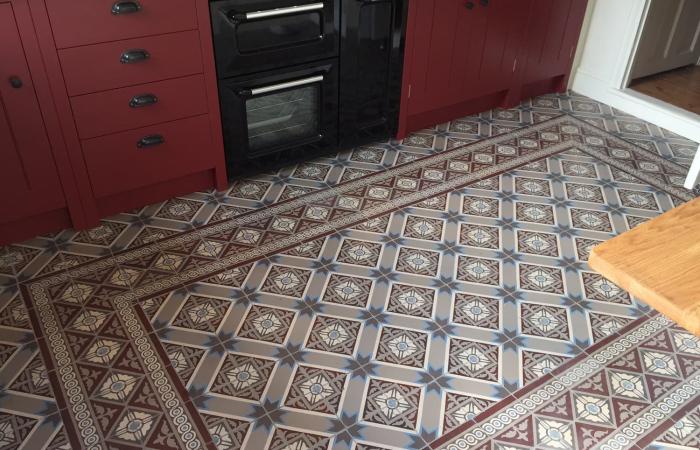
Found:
[570,0,700,144]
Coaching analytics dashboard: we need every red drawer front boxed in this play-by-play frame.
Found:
[59,30,203,96]
[82,115,215,198]
[71,75,209,139]
[47,0,197,49]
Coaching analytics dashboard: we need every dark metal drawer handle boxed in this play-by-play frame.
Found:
[137,134,165,148]
[480,0,489,5]
[120,49,150,64]
[465,1,475,9]
[129,94,158,108]
[112,1,141,15]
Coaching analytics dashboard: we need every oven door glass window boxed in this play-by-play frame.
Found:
[236,10,322,53]
[246,83,320,154]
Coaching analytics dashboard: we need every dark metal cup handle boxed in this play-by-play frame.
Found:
[129,94,158,108]
[112,1,141,15]
[137,134,165,148]
[120,49,150,64]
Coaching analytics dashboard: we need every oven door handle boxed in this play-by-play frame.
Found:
[228,2,324,22]
[240,75,324,97]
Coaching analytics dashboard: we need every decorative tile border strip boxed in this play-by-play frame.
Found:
[433,314,700,450]
[21,115,694,449]
[28,115,695,296]
[597,374,700,450]
[26,280,212,449]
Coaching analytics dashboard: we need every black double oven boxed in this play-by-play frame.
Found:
[209,0,407,169]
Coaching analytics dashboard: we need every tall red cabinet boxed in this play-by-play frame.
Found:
[398,0,589,136]
[0,0,83,242]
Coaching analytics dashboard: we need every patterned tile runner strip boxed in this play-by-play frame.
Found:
[433,313,700,450]
[21,115,695,449]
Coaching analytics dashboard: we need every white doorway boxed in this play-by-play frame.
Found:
[630,0,700,80]
[571,0,700,190]
[627,0,700,116]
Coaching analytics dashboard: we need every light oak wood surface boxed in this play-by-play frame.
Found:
[630,65,700,116]
[589,197,700,336]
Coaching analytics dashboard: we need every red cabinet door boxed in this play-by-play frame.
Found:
[466,0,532,97]
[0,3,65,224]
[407,0,466,115]
[407,0,532,116]
[521,0,588,85]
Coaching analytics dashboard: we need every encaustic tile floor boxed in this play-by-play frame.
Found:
[1,91,699,450]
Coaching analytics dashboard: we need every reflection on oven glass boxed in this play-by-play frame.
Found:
[246,84,320,153]
[236,14,322,53]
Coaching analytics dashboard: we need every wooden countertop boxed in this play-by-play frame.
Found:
[589,197,700,336]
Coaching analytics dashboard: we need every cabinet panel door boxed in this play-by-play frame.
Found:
[0,3,64,223]
[460,0,531,98]
[407,0,532,115]
[408,0,477,114]
[522,0,587,85]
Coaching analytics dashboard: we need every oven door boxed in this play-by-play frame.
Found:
[219,61,338,162]
[210,0,339,78]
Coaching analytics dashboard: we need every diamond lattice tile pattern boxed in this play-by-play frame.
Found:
[0,91,698,449]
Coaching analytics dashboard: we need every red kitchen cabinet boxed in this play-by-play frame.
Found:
[0,1,83,243]
[0,2,63,221]
[398,0,588,137]
[408,0,528,115]
[407,0,465,116]
[1,0,227,245]
[519,0,589,98]
[461,0,531,97]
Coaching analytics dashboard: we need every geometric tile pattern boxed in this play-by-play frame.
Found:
[435,315,700,450]
[1,91,697,449]
[375,326,429,368]
[305,315,361,355]
[362,378,422,430]
[209,353,276,401]
[452,293,500,329]
[284,365,347,415]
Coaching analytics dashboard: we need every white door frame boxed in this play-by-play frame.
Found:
[623,0,700,190]
[572,0,700,190]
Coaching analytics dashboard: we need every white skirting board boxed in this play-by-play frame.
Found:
[572,69,700,190]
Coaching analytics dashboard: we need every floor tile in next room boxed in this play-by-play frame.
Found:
[0,91,698,450]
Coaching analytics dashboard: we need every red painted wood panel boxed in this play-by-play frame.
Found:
[95,170,214,219]
[451,2,489,103]
[407,0,460,115]
[398,0,588,137]
[194,0,229,191]
[59,30,203,96]
[0,2,65,224]
[46,0,197,49]
[9,0,227,242]
[82,114,215,198]
[522,0,587,86]
[474,0,531,95]
[70,74,209,139]
[407,0,532,117]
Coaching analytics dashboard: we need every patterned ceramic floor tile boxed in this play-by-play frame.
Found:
[434,316,700,450]
[1,92,698,449]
